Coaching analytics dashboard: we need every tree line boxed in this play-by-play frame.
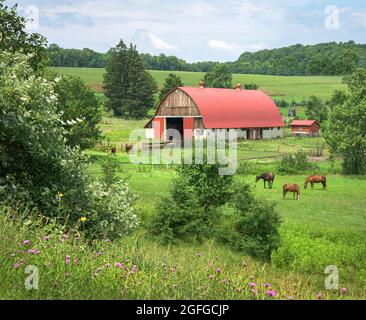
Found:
[48,41,366,76]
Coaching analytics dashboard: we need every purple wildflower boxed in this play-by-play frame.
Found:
[249,282,257,288]
[216,268,222,274]
[43,236,50,241]
[23,240,30,245]
[13,263,21,270]
[340,288,348,295]
[65,255,71,265]
[266,290,277,297]
[317,293,322,300]
[105,263,111,269]
[264,283,271,288]
[209,275,215,280]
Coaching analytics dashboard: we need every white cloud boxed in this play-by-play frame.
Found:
[146,31,178,51]
[208,40,243,53]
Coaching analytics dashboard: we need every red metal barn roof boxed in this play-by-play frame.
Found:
[179,87,284,129]
[291,120,319,127]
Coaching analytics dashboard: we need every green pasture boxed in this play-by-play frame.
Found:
[49,67,345,103]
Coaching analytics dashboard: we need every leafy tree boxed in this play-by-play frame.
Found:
[325,69,366,174]
[305,96,328,122]
[0,0,48,72]
[103,40,157,118]
[328,89,348,111]
[50,74,102,149]
[159,74,184,100]
[204,64,233,88]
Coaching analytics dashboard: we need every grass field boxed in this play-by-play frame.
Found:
[49,67,345,103]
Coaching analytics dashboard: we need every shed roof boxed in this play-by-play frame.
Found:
[291,120,319,127]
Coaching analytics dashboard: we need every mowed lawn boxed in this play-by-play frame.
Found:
[49,67,345,102]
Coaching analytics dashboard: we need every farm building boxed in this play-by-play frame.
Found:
[145,84,284,141]
[291,120,320,137]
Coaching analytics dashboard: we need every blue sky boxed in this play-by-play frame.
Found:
[7,0,366,62]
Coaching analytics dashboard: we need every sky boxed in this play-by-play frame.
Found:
[6,0,366,62]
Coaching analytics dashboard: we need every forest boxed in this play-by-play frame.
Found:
[47,41,366,76]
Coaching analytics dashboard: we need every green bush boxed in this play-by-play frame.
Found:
[0,53,139,240]
[278,150,319,174]
[84,179,139,240]
[218,183,282,261]
[150,164,230,243]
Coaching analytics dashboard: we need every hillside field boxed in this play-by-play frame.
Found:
[49,67,346,103]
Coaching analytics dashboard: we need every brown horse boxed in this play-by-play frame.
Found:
[304,175,327,190]
[256,173,275,189]
[111,147,117,155]
[125,144,133,153]
[283,184,301,200]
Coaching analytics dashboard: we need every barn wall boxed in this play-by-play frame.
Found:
[156,89,201,117]
[263,127,284,139]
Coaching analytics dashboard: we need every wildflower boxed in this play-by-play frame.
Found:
[340,288,348,295]
[317,293,322,300]
[216,268,222,274]
[65,255,71,265]
[115,262,123,269]
[209,275,215,280]
[130,265,138,274]
[96,252,103,256]
[58,193,64,198]
[43,236,50,241]
[105,263,111,269]
[173,284,177,289]
[266,290,277,297]
[264,283,271,288]
[74,258,79,265]
[249,282,257,288]
[28,249,40,255]
[221,279,228,285]
[80,217,87,223]
[251,289,259,296]
[13,263,21,270]
[23,240,30,246]
[196,253,202,257]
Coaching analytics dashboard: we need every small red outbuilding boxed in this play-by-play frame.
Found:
[291,120,320,137]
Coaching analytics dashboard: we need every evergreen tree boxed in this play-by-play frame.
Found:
[159,74,184,100]
[103,40,157,118]
[204,64,233,88]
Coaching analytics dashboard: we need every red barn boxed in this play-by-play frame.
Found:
[145,84,284,141]
[291,120,320,137]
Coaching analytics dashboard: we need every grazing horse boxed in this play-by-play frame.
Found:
[304,175,327,190]
[125,143,134,154]
[256,173,275,189]
[111,147,117,155]
[283,184,301,200]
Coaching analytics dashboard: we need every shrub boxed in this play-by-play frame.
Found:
[278,150,319,174]
[84,179,139,240]
[226,183,281,260]
[150,164,232,243]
